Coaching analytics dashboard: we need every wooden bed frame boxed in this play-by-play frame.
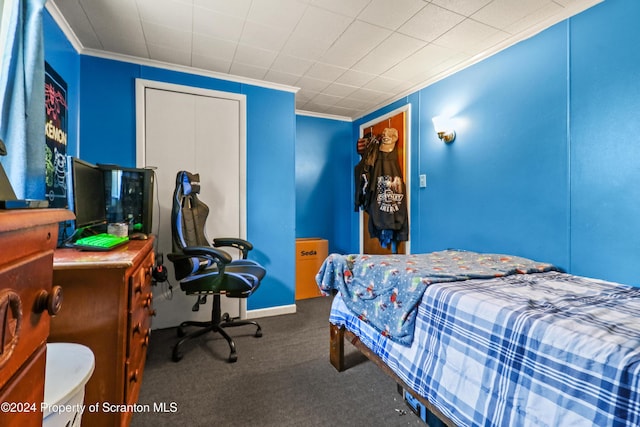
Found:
[330,323,456,426]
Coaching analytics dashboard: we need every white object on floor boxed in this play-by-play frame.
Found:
[43,343,95,427]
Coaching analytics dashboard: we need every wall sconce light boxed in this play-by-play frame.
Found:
[432,115,456,144]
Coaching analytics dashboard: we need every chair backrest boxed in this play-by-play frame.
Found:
[170,171,214,281]
[171,171,211,252]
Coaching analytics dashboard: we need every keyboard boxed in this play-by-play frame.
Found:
[73,233,129,251]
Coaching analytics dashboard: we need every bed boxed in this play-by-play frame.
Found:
[316,250,640,427]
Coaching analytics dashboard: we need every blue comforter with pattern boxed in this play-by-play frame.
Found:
[315,250,558,345]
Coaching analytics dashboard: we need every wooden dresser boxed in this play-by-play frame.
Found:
[50,238,156,427]
[0,209,74,427]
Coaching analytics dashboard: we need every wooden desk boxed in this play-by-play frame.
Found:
[0,209,74,427]
[50,238,156,427]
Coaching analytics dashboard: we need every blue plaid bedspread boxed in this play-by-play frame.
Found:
[316,250,557,345]
[330,271,640,427]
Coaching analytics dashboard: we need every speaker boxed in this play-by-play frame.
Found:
[152,253,168,284]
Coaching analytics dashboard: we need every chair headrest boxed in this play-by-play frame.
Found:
[178,171,201,195]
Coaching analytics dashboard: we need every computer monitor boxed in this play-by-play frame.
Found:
[67,157,107,231]
[100,164,154,235]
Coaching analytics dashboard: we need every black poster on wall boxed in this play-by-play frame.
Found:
[44,62,68,208]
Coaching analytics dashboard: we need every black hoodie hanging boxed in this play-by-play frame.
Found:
[365,128,408,251]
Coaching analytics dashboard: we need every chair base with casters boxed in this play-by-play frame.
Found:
[172,293,262,363]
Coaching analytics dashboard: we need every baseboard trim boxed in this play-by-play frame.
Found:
[246,304,297,319]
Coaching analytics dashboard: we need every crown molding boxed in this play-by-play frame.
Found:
[295,110,352,122]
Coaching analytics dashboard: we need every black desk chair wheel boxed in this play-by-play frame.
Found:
[167,171,266,363]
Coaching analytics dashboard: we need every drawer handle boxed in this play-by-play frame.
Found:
[129,369,139,384]
[142,332,150,347]
[34,285,63,316]
[143,294,153,308]
[0,289,22,369]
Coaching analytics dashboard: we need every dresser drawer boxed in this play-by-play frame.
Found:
[129,254,154,303]
[124,315,148,405]
[0,254,57,386]
[0,344,46,427]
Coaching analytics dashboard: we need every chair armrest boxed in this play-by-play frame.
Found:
[168,246,233,281]
[183,246,233,264]
[213,238,253,259]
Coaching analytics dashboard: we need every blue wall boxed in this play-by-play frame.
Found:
[43,0,640,318]
[295,115,353,254]
[351,0,640,286]
[44,14,297,311]
[569,0,640,284]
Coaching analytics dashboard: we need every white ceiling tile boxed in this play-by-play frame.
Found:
[234,44,278,69]
[383,43,455,81]
[431,0,493,17]
[54,0,103,48]
[192,33,237,61]
[434,19,510,54]
[352,32,425,75]
[229,62,268,80]
[281,33,331,61]
[270,54,314,76]
[302,101,332,113]
[136,0,193,30]
[147,43,192,66]
[142,21,192,51]
[240,21,290,51]
[363,75,404,93]
[335,69,377,87]
[264,69,302,86]
[411,50,470,82]
[503,2,563,35]
[296,90,317,104]
[88,13,145,43]
[348,87,389,106]
[309,0,370,18]
[295,75,331,92]
[311,92,343,106]
[334,96,369,110]
[322,82,358,97]
[328,105,362,117]
[472,0,554,29]
[398,3,466,42]
[80,0,140,21]
[294,6,353,44]
[101,36,149,58]
[321,20,392,68]
[357,0,427,31]
[247,0,308,31]
[305,62,348,81]
[193,7,245,41]
[191,53,231,73]
[193,0,252,18]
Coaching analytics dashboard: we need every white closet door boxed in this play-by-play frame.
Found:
[142,85,244,329]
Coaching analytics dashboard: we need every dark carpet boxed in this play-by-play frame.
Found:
[131,296,425,427]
